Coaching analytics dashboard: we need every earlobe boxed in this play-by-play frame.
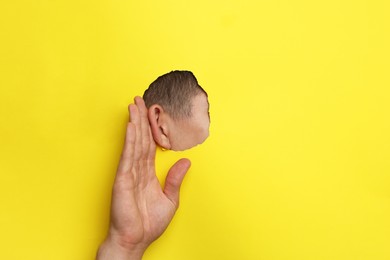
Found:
[148,105,172,150]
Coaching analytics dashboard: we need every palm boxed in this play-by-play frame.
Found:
[111,169,177,245]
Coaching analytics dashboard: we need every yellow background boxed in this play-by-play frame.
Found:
[1,0,389,259]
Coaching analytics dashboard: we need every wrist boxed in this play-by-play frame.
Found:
[97,234,146,260]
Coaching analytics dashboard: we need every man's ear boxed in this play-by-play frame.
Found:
[148,105,172,150]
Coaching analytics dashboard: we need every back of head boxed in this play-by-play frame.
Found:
[143,70,207,119]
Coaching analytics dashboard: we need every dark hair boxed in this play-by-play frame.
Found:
[143,70,207,119]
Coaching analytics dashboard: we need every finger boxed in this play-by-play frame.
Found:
[135,96,156,165]
[129,103,142,161]
[163,158,191,208]
[117,122,136,175]
[134,96,151,157]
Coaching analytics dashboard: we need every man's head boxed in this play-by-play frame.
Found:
[143,70,210,151]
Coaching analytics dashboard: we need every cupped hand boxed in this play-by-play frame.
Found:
[97,97,191,260]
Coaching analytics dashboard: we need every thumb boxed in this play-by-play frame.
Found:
[163,158,191,208]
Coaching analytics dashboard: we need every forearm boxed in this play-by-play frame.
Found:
[97,235,145,260]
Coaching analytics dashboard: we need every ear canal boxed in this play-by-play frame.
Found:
[159,126,171,150]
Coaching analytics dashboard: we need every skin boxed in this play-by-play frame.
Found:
[167,93,210,151]
[97,96,191,260]
[148,93,210,151]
